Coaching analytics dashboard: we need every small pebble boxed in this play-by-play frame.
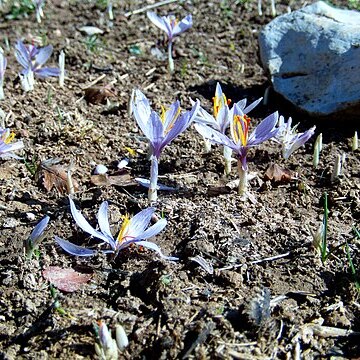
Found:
[26,212,36,221]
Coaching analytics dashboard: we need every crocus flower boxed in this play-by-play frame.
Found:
[33,0,45,23]
[274,116,315,159]
[94,321,118,360]
[55,197,177,260]
[15,40,60,91]
[147,11,192,73]
[194,82,262,174]
[132,89,199,202]
[25,215,50,257]
[0,52,7,100]
[196,104,278,196]
[0,128,24,159]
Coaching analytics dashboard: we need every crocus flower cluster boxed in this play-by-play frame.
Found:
[15,40,60,91]
[274,116,316,159]
[55,197,177,260]
[0,52,7,100]
[193,82,262,174]
[132,89,199,202]
[147,11,192,73]
[0,128,24,159]
[196,105,279,197]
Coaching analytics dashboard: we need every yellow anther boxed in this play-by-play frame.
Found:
[233,115,250,146]
[117,214,130,244]
[4,131,15,144]
[125,146,137,157]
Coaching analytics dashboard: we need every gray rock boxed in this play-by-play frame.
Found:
[258,1,360,116]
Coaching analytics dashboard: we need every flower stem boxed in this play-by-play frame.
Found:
[237,159,248,196]
[149,155,159,203]
[203,137,211,153]
[168,41,174,73]
[223,145,232,175]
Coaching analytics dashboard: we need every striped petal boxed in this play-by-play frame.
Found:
[69,197,112,244]
[54,236,96,257]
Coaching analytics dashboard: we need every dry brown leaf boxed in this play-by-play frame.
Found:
[43,266,93,293]
[37,161,79,194]
[84,85,117,104]
[264,163,293,183]
[90,173,136,187]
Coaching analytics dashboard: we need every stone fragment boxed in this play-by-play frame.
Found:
[258,1,360,116]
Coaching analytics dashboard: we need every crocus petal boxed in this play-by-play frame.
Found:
[135,177,177,191]
[242,97,263,114]
[0,140,24,153]
[15,41,30,67]
[127,207,155,239]
[97,201,115,248]
[35,67,60,77]
[163,100,181,130]
[216,103,230,133]
[132,89,151,123]
[283,126,316,159]
[192,105,218,128]
[135,240,179,261]
[34,45,53,67]
[163,100,199,146]
[172,14,192,37]
[148,111,165,158]
[133,218,167,241]
[194,123,238,151]
[69,197,113,244]
[248,111,278,146]
[147,12,170,35]
[55,236,96,257]
[29,215,50,243]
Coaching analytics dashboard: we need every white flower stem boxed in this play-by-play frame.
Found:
[352,131,358,151]
[223,145,232,175]
[168,41,174,73]
[237,159,248,196]
[149,155,159,203]
[203,137,211,153]
[59,50,65,87]
[0,82,4,100]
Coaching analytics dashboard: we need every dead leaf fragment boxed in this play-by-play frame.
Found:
[37,160,79,194]
[90,173,136,187]
[264,163,293,183]
[43,266,92,292]
[84,85,117,104]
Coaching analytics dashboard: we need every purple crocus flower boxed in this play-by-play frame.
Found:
[0,128,24,159]
[15,40,60,91]
[196,104,278,196]
[132,89,199,202]
[274,116,316,159]
[0,52,7,100]
[55,197,177,260]
[147,12,192,72]
[193,82,262,174]
[26,215,50,256]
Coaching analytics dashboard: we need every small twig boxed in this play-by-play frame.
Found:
[82,74,106,89]
[250,252,291,265]
[218,252,291,272]
[124,0,180,17]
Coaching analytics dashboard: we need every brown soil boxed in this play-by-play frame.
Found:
[0,1,359,359]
